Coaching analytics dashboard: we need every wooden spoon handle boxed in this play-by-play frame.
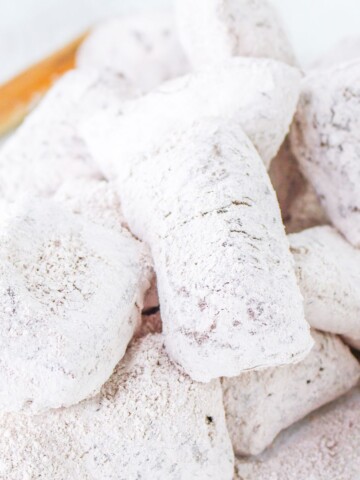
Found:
[0,32,88,137]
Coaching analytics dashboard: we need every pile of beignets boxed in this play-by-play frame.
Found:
[0,1,359,479]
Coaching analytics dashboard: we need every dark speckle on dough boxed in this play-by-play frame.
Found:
[205,416,213,425]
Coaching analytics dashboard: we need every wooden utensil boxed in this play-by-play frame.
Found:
[0,32,88,137]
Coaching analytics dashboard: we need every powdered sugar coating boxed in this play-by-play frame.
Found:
[176,0,296,68]
[54,178,127,231]
[291,60,360,247]
[0,334,234,479]
[223,330,360,456]
[82,57,301,169]
[235,387,360,480]
[289,226,360,347]
[0,197,151,413]
[86,116,312,381]
[77,13,190,92]
[0,69,136,201]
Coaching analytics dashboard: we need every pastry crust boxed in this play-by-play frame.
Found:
[268,136,305,223]
[269,137,329,233]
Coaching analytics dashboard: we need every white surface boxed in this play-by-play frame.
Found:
[1,0,360,83]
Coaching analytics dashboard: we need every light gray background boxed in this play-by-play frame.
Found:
[0,0,359,83]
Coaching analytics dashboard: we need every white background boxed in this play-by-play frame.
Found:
[0,0,360,83]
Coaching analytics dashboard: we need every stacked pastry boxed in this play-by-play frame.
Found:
[0,2,359,479]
